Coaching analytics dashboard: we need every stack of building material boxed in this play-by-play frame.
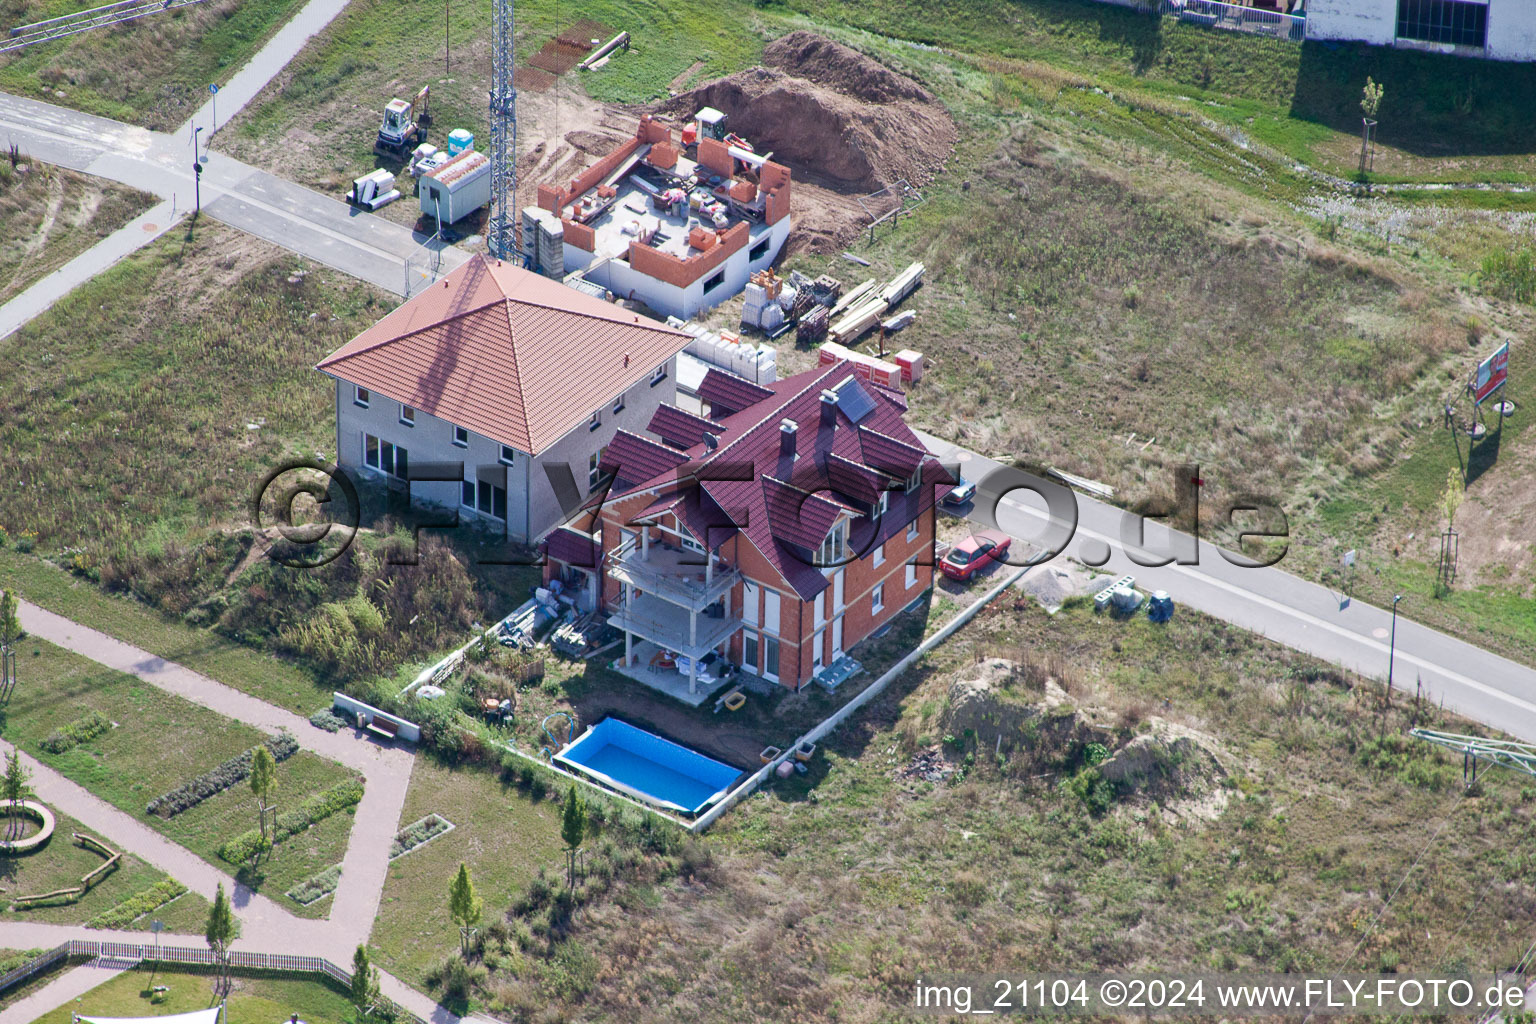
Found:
[811,275,842,307]
[829,262,925,344]
[796,305,828,346]
[881,309,915,334]
[829,278,876,319]
[741,282,771,329]
[818,341,902,388]
[893,349,925,383]
[670,318,778,384]
[536,217,564,279]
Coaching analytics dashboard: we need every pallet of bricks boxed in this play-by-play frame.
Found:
[741,269,787,333]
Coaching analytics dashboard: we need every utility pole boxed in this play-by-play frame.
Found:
[444,0,450,76]
[486,0,518,263]
[1386,594,1402,707]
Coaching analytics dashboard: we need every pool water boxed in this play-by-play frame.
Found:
[555,718,743,815]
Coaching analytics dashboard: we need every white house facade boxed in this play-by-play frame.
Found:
[1305,0,1536,60]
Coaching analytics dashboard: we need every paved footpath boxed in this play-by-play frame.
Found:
[0,962,124,1024]
[14,599,413,959]
[0,200,183,341]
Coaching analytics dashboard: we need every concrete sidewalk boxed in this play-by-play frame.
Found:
[180,0,353,142]
[0,200,183,341]
[0,962,123,1024]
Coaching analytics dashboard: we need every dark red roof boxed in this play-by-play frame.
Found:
[601,430,690,491]
[543,526,601,568]
[606,360,950,600]
[697,367,774,415]
[648,404,725,450]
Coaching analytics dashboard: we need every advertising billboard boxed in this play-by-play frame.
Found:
[1473,342,1509,405]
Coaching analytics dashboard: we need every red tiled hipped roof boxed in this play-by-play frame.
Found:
[648,404,725,449]
[601,430,691,491]
[697,367,774,415]
[316,254,690,456]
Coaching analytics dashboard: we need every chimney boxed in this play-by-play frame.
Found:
[779,419,798,459]
[820,390,838,427]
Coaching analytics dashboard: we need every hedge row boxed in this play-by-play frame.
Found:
[217,777,364,865]
[86,877,187,929]
[389,813,451,860]
[146,733,299,818]
[285,864,342,906]
[40,710,112,754]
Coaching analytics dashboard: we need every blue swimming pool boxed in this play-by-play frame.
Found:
[554,718,743,815]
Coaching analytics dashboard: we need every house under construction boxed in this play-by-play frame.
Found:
[523,113,792,320]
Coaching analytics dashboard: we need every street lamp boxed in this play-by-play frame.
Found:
[193,126,204,215]
[1386,594,1403,706]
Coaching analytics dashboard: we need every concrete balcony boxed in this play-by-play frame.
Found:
[606,593,742,662]
[606,541,741,612]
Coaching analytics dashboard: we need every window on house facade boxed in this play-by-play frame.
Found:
[650,365,667,387]
[400,405,415,427]
[873,542,885,567]
[363,433,408,479]
[906,517,919,543]
[613,392,626,415]
[704,270,726,293]
[872,583,884,614]
[500,445,517,466]
[743,631,759,673]
[461,477,505,520]
[355,386,370,407]
[762,635,780,681]
[905,559,918,589]
[589,410,601,431]
[452,426,469,448]
[1396,0,1487,47]
[905,465,922,493]
[589,451,606,492]
[815,520,848,566]
[679,528,705,554]
[750,238,771,261]
[878,491,889,517]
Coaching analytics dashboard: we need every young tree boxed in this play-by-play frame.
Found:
[249,744,277,859]
[560,787,587,889]
[204,883,239,995]
[1442,466,1465,532]
[447,863,482,958]
[3,746,30,840]
[1359,77,1385,176]
[0,590,19,699]
[350,943,380,1017]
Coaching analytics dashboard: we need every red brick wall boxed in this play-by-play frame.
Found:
[627,221,748,289]
[562,218,596,252]
[760,161,792,226]
[696,137,735,178]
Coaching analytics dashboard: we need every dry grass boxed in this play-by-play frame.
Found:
[470,601,1536,1022]
[0,162,154,304]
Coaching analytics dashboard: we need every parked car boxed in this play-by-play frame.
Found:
[940,529,1012,582]
[941,475,977,508]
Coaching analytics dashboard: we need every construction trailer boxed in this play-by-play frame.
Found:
[419,149,491,225]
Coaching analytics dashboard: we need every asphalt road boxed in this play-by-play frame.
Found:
[0,90,466,296]
[918,430,1536,744]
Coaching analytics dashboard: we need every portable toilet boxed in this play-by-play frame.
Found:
[419,149,491,225]
[446,129,474,156]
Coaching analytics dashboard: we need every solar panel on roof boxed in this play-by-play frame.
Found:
[833,376,877,424]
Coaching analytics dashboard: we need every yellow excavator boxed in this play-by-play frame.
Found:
[374,85,432,158]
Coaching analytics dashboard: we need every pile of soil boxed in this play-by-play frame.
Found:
[941,659,1116,761]
[660,31,958,252]
[1098,720,1230,822]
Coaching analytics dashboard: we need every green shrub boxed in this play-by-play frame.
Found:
[389,813,452,859]
[308,709,347,732]
[1480,246,1536,303]
[286,864,342,906]
[1065,765,1116,816]
[86,877,186,929]
[147,732,298,817]
[217,777,364,863]
[40,709,112,754]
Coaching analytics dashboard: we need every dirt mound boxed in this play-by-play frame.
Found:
[762,31,935,107]
[1099,720,1229,822]
[941,659,1115,759]
[660,32,957,251]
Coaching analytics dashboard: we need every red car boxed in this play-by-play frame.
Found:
[940,529,1012,582]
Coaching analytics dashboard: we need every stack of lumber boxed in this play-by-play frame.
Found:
[829,262,925,344]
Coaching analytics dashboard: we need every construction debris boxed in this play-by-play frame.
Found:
[841,251,871,266]
[797,305,829,346]
[579,30,630,71]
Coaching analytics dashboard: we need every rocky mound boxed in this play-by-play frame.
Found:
[662,31,957,195]
[941,659,1115,761]
[1099,721,1229,821]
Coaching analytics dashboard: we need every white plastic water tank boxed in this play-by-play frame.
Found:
[446,129,474,155]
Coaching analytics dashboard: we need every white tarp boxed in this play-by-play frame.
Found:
[81,1009,221,1024]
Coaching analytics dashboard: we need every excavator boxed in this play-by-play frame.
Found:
[374,85,432,158]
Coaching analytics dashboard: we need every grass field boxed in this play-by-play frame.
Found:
[2,639,360,911]
[470,599,1536,1020]
[369,755,566,989]
[0,0,308,129]
[0,805,209,932]
[0,162,154,305]
[30,965,356,1024]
